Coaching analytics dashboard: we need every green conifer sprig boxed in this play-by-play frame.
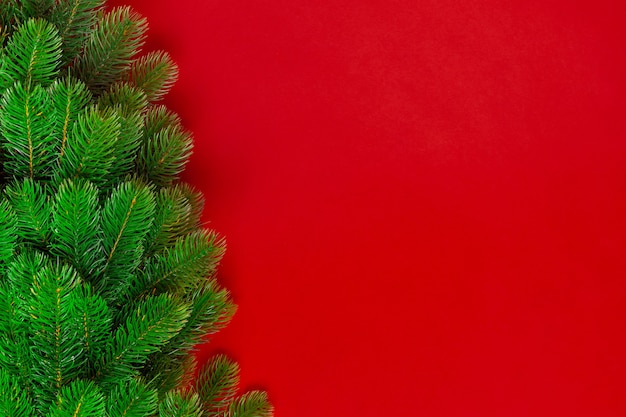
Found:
[106,378,159,417]
[128,50,178,102]
[6,177,52,248]
[49,0,105,64]
[0,1,272,415]
[75,6,147,92]
[196,354,239,415]
[3,18,61,88]
[160,391,204,417]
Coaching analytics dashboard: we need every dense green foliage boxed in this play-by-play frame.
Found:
[0,1,272,415]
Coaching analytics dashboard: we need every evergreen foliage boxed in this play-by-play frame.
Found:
[0,1,272,415]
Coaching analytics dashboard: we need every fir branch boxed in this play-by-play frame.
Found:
[136,106,192,185]
[142,105,181,143]
[144,354,196,400]
[48,76,93,166]
[197,354,239,416]
[46,379,105,417]
[3,252,49,394]
[128,50,178,102]
[75,7,147,93]
[5,249,49,301]
[175,281,235,347]
[71,283,112,370]
[99,180,155,301]
[177,183,206,230]
[136,229,226,297]
[3,18,61,88]
[104,110,144,188]
[49,0,105,64]
[145,186,195,255]
[138,118,193,188]
[97,294,190,388]
[29,263,86,409]
[159,391,203,417]
[105,378,158,417]
[0,82,56,179]
[226,391,273,417]
[145,284,235,399]
[4,178,51,248]
[97,83,147,186]
[54,106,120,185]
[98,82,148,117]
[50,179,104,279]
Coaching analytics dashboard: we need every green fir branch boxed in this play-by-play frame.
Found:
[98,81,148,116]
[145,285,234,401]
[137,229,226,297]
[5,249,49,301]
[4,178,51,247]
[29,263,86,409]
[142,104,181,142]
[0,82,56,179]
[48,76,93,167]
[150,281,235,372]
[159,391,203,417]
[105,378,158,417]
[46,379,105,417]
[97,83,147,186]
[144,354,196,400]
[49,0,105,64]
[138,117,193,188]
[50,179,104,279]
[54,106,120,185]
[3,18,61,88]
[97,294,190,388]
[177,183,205,230]
[71,283,112,370]
[75,7,147,92]
[145,185,195,255]
[226,391,273,417]
[197,354,240,416]
[99,179,155,301]
[128,50,178,102]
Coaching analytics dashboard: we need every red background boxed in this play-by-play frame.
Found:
[112,1,626,415]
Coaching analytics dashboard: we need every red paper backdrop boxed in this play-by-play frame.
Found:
[110,1,626,415]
